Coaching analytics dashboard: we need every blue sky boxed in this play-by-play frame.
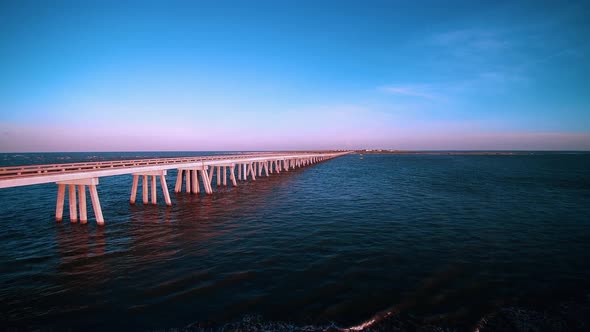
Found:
[1,0,589,151]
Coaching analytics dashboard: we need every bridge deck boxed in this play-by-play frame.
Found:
[0,152,348,188]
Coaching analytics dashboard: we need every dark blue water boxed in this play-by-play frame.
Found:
[1,152,590,331]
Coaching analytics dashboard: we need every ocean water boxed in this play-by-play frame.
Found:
[1,152,590,331]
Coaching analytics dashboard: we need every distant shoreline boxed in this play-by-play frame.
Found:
[352,150,588,155]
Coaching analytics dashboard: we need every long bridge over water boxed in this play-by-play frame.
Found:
[0,151,350,225]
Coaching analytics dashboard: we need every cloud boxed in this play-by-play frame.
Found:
[425,28,513,77]
[432,29,508,51]
[379,70,527,102]
[379,85,438,100]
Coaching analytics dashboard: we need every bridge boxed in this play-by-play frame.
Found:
[0,151,350,225]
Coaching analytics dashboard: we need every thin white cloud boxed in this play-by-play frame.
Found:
[431,28,508,53]
[379,85,437,100]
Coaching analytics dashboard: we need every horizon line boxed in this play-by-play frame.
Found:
[1,149,590,153]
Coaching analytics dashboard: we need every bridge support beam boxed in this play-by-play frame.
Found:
[201,166,213,194]
[185,170,191,194]
[249,163,256,181]
[176,166,215,195]
[217,166,221,186]
[78,184,87,222]
[130,170,171,206]
[191,170,199,193]
[230,164,238,186]
[56,177,104,225]
[223,166,227,186]
[208,165,215,188]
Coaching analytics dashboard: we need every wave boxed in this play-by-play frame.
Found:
[184,297,590,332]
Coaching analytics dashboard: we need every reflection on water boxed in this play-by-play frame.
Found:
[1,153,590,330]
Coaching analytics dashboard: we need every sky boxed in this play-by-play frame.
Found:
[1,0,589,151]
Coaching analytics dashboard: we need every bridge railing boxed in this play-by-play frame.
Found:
[0,152,341,179]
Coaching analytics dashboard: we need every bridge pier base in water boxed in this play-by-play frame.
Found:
[176,167,214,195]
[56,177,104,225]
[130,170,171,206]
[213,163,235,187]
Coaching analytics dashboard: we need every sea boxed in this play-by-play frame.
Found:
[1,152,589,331]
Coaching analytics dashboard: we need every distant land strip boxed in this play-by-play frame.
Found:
[353,150,587,155]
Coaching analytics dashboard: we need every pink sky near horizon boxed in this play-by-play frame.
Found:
[2,122,589,152]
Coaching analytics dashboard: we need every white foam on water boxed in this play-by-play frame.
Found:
[343,309,396,331]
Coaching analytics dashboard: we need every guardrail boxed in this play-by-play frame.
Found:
[0,152,336,179]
